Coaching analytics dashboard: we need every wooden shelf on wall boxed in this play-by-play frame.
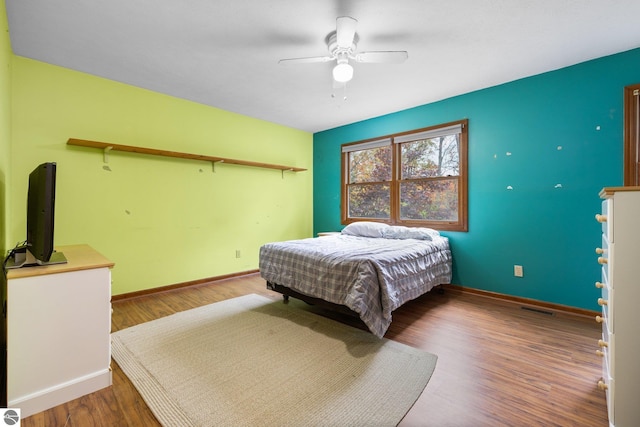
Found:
[66,138,307,172]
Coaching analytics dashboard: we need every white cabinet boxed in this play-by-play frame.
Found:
[596,187,640,427]
[4,245,114,418]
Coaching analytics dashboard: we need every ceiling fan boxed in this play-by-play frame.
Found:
[278,16,408,84]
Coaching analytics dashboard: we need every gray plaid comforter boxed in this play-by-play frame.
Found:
[259,234,452,337]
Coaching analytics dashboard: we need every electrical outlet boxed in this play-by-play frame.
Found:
[235,250,241,258]
[514,265,524,277]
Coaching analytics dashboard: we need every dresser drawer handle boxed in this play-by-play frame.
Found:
[596,350,605,357]
[597,257,608,265]
[595,247,605,255]
[598,339,609,348]
[597,298,608,306]
[595,281,604,289]
[595,214,608,223]
[595,315,604,323]
[597,380,608,391]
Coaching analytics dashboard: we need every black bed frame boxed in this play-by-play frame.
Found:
[267,281,360,317]
[266,281,445,321]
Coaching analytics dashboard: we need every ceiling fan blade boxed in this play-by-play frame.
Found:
[354,51,409,64]
[278,56,334,65]
[336,16,357,48]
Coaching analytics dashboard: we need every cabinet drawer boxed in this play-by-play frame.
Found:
[600,345,611,381]
[599,330,613,377]
[602,358,615,425]
[600,284,613,334]
[599,199,614,243]
[598,234,610,279]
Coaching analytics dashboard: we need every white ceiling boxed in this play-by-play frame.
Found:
[5,1,640,133]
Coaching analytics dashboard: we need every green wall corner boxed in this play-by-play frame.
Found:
[10,57,313,295]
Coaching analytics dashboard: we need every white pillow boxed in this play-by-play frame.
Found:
[341,221,390,238]
[382,226,439,240]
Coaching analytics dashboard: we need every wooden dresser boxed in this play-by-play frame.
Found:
[595,187,640,427]
[3,245,114,418]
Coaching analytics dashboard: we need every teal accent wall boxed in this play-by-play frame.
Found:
[313,47,640,311]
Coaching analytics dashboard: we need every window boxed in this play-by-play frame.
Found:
[341,119,468,231]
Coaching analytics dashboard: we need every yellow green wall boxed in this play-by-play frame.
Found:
[10,57,313,295]
[0,0,11,256]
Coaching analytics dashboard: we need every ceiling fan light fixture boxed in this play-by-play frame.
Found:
[333,61,353,83]
[278,16,408,85]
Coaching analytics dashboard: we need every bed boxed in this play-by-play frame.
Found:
[259,222,452,337]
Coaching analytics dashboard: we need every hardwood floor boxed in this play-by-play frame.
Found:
[22,274,609,426]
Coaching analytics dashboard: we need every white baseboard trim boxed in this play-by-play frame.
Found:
[9,368,112,418]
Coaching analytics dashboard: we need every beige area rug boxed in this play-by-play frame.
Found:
[111,294,437,427]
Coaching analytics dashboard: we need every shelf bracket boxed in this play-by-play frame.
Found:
[282,168,295,179]
[212,160,224,173]
[103,146,113,163]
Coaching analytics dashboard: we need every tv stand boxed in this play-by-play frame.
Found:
[4,247,67,270]
[2,245,113,418]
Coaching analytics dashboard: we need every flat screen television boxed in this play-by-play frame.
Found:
[5,162,67,269]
